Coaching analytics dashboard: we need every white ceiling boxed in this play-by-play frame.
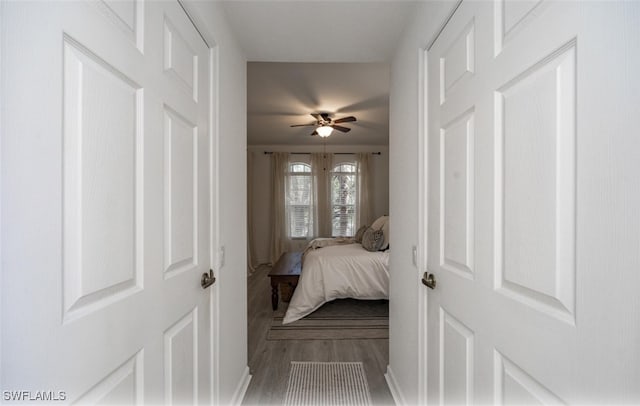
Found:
[221,1,420,146]
[219,1,421,63]
[247,62,390,146]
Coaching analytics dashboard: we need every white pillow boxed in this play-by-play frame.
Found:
[371,215,388,231]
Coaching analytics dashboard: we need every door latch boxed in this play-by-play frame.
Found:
[422,272,436,290]
[201,269,216,289]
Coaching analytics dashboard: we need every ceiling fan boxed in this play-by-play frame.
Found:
[290,113,357,137]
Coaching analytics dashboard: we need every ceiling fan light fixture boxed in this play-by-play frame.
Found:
[317,125,333,137]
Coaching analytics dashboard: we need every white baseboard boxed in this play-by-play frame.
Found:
[230,366,252,405]
[385,365,406,406]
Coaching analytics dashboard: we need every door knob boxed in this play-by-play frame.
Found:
[422,272,436,289]
[201,269,216,289]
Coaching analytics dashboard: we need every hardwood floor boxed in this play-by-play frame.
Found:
[242,265,394,405]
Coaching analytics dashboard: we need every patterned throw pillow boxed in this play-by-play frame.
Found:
[354,225,368,243]
[362,227,384,252]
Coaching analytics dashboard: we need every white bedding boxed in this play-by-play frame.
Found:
[282,243,390,324]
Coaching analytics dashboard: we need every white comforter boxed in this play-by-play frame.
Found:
[282,243,390,324]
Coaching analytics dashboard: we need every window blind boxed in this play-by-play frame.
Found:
[287,163,312,238]
[331,163,357,237]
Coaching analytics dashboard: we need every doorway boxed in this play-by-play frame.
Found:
[244,62,392,404]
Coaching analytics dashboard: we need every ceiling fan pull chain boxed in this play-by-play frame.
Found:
[323,142,327,171]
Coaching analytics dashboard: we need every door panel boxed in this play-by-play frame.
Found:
[426,1,640,404]
[2,1,213,404]
[62,35,144,322]
[494,351,563,405]
[164,106,199,278]
[94,0,144,52]
[74,351,144,405]
[495,41,576,323]
[440,21,475,105]
[440,110,474,279]
[163,17,199,102]
[164,310,198,404]
[440,309,474,406]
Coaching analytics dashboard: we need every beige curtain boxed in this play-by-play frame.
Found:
[312,152,333,237]
[247,151,257,273]
[356,152,372,228]
[270,152,290,264]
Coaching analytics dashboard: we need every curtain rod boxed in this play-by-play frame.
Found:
[263,151,381,155]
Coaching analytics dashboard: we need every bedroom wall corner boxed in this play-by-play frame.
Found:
[388,1,459,403]
[181,1,250,404]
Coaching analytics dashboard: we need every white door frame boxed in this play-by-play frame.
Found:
[0,0,4,386]
[417,45,429,406]
[168,2,223,404]
[417,2,463,403]
[208,45,221,406]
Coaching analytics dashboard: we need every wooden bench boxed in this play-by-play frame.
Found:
[268,252,302,310]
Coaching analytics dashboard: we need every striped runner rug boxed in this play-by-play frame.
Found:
[268,299,389,340]
[284,362,372,406]
[268,317,388,340]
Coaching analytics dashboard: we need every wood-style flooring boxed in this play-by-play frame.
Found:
[242,265,394,405]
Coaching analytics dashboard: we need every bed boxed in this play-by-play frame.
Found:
[282,242,390,324]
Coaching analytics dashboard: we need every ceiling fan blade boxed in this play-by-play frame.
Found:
[320,113,330,122]
[333,116,356,124]
[331,125,351,133]
[310,130,318,136]
[290,123,317,127]
[311,113,321,121]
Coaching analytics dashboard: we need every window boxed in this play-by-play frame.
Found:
[286,162,312,238]
[331,163,357,237]
[279,155,366,242]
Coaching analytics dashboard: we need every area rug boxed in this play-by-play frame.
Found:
[284,361,372,406]
[268,299,388,340]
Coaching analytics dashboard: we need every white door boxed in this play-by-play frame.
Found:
[425,1,639,404]
[2,1,214,404]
